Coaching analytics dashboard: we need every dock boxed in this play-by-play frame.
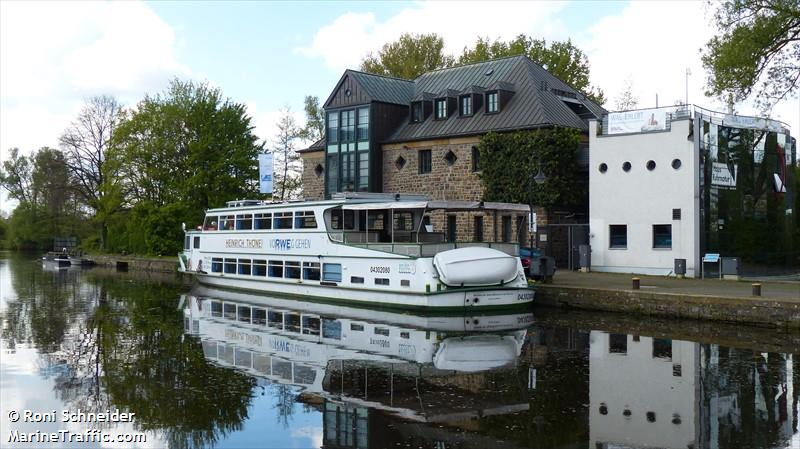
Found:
[534,271,800,329]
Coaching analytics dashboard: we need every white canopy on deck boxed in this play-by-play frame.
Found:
[341,200,529,213]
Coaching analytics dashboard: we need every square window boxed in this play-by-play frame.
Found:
[302,262,321,281]
[435,99,447,119]
[609,225,627,249]
[486,92,499,113]
[609,334,627,354]
[323,263,342,282]
[444,150,457,166]
[653,224,672,249]
[418,149,432,174]
[652,339,672,359]
[285,261,301,279]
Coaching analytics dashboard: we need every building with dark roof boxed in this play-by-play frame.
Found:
[300,55,605,249]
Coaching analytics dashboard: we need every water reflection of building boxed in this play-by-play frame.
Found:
[590,330,797,449]
[183,286,535,448]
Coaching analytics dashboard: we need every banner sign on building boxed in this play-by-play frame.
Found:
[607,108,668,134]
[711,162,737,188]
[722,114,783,133]
[258,153,273,194]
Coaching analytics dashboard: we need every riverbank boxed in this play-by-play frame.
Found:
[91,254,178,273]
[534,271,800,329]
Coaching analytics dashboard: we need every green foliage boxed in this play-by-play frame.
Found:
[360,33,454,79]
[298,95,325,142]
[702,0,800,110]
[478,128,583,209]
[459,35,605,105]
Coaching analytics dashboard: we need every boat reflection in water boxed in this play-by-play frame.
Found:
[183,285,534,445]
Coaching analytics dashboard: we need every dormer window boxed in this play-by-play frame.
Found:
[435,99,447,120]
[486,92,499,113]
[459,95,473,116]
[411,101,423,123]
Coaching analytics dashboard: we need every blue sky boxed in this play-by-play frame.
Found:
[0,0,797,213]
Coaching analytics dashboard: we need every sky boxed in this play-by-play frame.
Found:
[1,0,798,212]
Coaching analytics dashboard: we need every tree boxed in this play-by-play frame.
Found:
[298,95,325,143]
[459,35,606,105]
[702,0,800,111]
[361,33,454,79]
[0,148,35,205]
[272,107,302,201]
[613,78,639,111]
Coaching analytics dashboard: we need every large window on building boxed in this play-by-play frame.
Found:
[486,92,499,113]
[653,224,672,249]
[609,225,627,249]
[419,149,432,174]
[325,106,371,196]
[435,99,447,119]
[471,146,480,172]
[460,95,472,116]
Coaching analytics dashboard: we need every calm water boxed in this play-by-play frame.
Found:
[1,252,798,449]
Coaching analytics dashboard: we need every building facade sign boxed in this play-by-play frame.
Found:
[258,153,273,194]
[711,162,737,188]
[607,108,668,134]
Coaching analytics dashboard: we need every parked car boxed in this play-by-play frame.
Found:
[519,247,556,281]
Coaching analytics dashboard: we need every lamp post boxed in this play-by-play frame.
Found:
[529,158,547,250]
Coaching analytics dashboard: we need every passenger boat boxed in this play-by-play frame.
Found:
[179,193,534,310]
[42,252,71,268]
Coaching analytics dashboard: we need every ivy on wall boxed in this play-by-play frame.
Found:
[477,127,583,209]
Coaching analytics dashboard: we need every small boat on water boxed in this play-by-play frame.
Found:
[42,252,71,268]
[179,193,534,310]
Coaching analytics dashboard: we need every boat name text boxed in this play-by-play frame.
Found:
[269,338,311,358]
[225,329,263,346]
[225,239,263,249]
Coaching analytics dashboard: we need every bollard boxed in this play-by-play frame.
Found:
[752,283,761,297]
[632,277,640,290]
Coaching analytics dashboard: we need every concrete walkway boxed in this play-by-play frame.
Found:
[544,270,799,301]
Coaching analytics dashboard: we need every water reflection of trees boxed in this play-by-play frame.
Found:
[1,257,258,449]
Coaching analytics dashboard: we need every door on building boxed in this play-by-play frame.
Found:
[447,215,457,242]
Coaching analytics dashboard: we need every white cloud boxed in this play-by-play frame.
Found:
[296,1,569,73]
[584,1,798,136]
[0,0,190,156]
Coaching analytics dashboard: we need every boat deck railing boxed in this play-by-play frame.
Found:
[347,241,520,257]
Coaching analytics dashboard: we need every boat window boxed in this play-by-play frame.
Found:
[254,354,269,374]
[272,360,292,381]
[220,215,236,231]
[330,209,356,230]
[350,276,364,284]
[274,212,293,229]
[223,303,236,320]
[285,313,301,333]
[253,308,267,325]
[401,279,410,287]
[393,212,414,231]
[238,259,252,275]
[294,211,318,229]
[374,327,389,336]
[303,262,321,281]
[268,311,283,329]
[253,259,267,276]
[203,215,218,231]
[211,258,223,273]
[235,349,252,368]
[285,261,301,279]
[368,212,385,230]
[400,331,410,339]
[268,260,284,278]
[322,263,342,282]
[294,365,316,385]
[254,213,272,230]
[210,301,223,317]
[237,305,251,323]
[322,319,342,339]
[350,323,364,332]
[193,236,200,248]
[236,214,253,230]
[224,258,237,274]
[375,278,390,286]
[184,236,190,249]
[302,316,321,335]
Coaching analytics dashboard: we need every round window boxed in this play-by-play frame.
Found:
[622,161,631,172]
[672,158,682,170]
[646,160,656,171]
[599,163,608,173]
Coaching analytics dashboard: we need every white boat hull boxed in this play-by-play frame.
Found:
[193,272,533,310]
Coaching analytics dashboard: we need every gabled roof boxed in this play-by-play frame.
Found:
[323,70,414,109]
[386,55,606,143]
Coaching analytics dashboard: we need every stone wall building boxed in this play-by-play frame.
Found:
[299,55,605,253]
